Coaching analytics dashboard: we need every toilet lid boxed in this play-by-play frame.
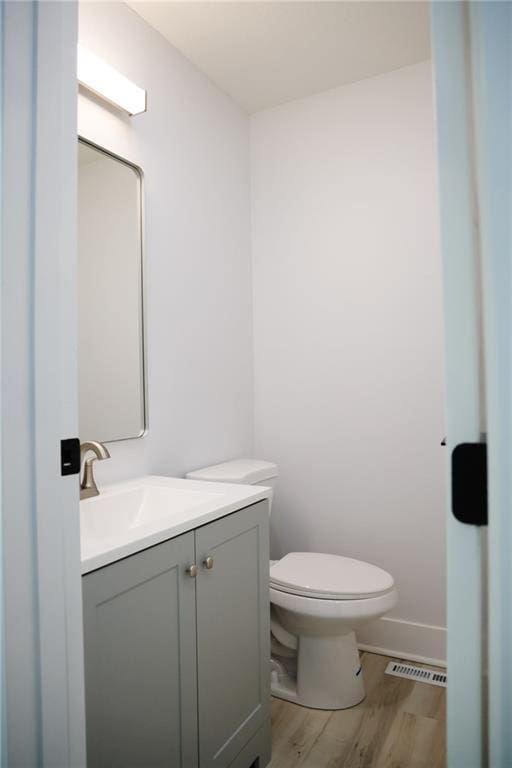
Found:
[269,552,394,600]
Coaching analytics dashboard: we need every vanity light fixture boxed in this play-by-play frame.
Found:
[77,45,147,116]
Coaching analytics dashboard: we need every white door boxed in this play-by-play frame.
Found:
[432,2,512,766]
[469,4,512,765]
[1,1,86,765]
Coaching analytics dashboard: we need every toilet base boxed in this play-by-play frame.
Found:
[271,631,365,710]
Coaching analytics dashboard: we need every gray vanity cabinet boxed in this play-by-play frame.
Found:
[196,502,270,768]
[82,532,199,768]
[82,500,270,768]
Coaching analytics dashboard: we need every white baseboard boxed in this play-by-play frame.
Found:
[357,616,446,668]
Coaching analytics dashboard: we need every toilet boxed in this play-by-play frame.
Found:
[186,459,398,710]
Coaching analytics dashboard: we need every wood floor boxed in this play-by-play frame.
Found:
[268,652,446,768]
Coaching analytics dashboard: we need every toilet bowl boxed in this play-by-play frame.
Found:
[269,552,397,709]
[186,459,398,710]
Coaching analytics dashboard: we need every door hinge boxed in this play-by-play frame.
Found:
[61,438,81,476]
[452,442,487,526]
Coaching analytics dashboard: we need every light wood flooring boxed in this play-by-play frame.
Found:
[269,651,446,768]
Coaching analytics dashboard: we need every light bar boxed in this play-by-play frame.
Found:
[77,45,147,116]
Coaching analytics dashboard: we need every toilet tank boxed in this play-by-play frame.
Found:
[186,459,278,510]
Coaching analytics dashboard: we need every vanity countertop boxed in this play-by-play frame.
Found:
[80,475,271,574]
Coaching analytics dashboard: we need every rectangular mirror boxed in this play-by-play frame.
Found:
[78,138,146,443]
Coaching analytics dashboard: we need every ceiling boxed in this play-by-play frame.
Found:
[126,1,431,114]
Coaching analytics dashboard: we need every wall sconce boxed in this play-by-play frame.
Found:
[77,45,147,116]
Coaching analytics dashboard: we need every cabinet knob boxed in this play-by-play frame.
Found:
[203,556,214,570]
[186,564,198,578]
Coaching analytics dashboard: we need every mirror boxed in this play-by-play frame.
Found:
[78,139,146,443]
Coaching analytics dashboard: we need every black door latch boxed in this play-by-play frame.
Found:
[451,442,487,526]
[61,438,80,476]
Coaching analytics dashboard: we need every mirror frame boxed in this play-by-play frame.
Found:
[78,135,148,442]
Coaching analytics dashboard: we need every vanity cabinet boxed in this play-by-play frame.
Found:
[195,505,270,767]
[82,500,270,768]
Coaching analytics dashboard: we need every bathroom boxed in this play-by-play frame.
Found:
[2,1,507,767]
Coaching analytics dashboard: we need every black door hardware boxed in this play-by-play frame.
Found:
[61,438,81,476]
[451,442,487,526]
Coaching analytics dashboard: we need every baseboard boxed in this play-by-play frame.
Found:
[357,616,446,668]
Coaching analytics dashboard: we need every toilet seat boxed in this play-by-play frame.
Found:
[270,582,398,623]
[270,552,394,600]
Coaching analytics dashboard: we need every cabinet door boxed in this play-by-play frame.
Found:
[83,533,198,768]
[195,501,270,768]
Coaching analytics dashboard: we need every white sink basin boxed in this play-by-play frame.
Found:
[80,475,270,574]
[81,485,222,539]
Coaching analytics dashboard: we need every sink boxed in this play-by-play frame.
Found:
[81,485,222,540]
[80,475,270,574]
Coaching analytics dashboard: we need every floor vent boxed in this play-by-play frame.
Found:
[385,661,447,688]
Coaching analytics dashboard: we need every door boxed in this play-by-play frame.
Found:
[1,1,86,765]
[82,533,198,768]
[468,5,512,765]
[195,501,270,768]
[432,2,512,765]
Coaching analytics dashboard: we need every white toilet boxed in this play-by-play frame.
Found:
[186,459,398,710]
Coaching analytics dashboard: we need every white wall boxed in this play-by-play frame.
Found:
[251,62,447,662]
[78,2,254,484]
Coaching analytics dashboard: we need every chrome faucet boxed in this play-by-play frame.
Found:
[80,441,111,500]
